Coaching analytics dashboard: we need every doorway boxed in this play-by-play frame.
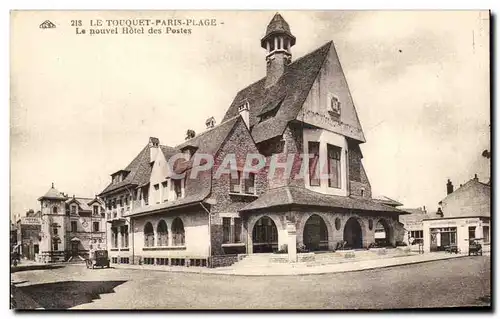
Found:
[343,218,363,249]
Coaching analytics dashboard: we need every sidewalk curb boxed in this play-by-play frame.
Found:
[110,254,474,277]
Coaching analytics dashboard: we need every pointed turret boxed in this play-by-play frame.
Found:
[261,13,296,88]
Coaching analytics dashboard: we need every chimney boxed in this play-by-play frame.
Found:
[149,137,159,162]
[205,117,216,129]
[437,207,444,217]
[446,179,454,195]
[239,101,250,128]
[261,13,296,88]
[473,174,479,181]
[423,205,426,213]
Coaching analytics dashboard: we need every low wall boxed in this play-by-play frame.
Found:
[209,254,239,268]
[270,252,316,263]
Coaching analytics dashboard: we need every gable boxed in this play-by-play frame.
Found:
[222,41,332,144]
[440,180,491,218]
[150,146,169,185]
[297,42,365,143]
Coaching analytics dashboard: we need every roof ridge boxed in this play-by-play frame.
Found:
[176,115,240,148]
[290,40,333,66]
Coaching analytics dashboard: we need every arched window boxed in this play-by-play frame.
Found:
[144,222,154,247]
[172,218,185,246]
[52,206,58,214]
[157,220,168,247]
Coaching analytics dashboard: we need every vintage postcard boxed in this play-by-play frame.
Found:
[10,10,491,310]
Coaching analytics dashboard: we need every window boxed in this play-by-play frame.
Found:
[143,188,149,205]
[93,222,99,232]
[468,226,476,239]
[308,142,320,186]
[90,244,93,250]
[483,226,489,243]
[121,225,129,248]
[243,173,256,195]
[410,230,424,242]
[162,181,169,202]
[112,227,118,248]
[329,95,341,114]
[52,240,58,251]
[223,217,231,243]
[119,197,123,207]
[230,171,241,193]
[234,218,242,243]
[157,220,168,246]
[52,206,58,214]
[71,206,77,214]
[172,218,185,246]
[144,222,155,247]
[125,196,129,206]
[93,206,99,215]
[53,226,58,235]
[327,144,342,188]
[71,221,77,232]
[173,179,183,199]
[360,189,365,197]
[154,184,160,203]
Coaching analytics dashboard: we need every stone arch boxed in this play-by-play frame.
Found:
[302,214,330,251]
[251,216,279,253]
[375,218,395,247]
[343,216,368,249]
[296,212,335,247]
[246,213,286,254]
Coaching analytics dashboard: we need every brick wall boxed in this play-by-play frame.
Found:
[209,254,239,268]
[348,142,372,198]
[209,118,264,256]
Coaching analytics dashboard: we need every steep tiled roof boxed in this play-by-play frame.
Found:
[160,145,178,161]
[176,116,240,154]
[373,196,403,207]
[240,186,408,214]
[222,41,332,144]
[66,197,95,211]
[261,13,296,47]
[124,192,208,218]
[38,185,67,201]
[99,145,151,195]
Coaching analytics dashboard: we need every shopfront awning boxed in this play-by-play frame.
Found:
[70,237,81,242]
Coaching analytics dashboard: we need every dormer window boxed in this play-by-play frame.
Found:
[328,94,341,115]
[71,205,77,215]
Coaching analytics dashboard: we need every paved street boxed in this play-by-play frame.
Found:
[12,256,490,310]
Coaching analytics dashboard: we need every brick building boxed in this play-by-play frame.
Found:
[99,13,408,267]
[37,184,106,263]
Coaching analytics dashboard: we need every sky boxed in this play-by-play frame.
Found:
[10,10,490,220]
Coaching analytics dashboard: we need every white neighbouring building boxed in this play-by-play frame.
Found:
[422,175,491,254]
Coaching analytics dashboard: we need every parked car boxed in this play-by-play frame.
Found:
[86,250,110,269]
